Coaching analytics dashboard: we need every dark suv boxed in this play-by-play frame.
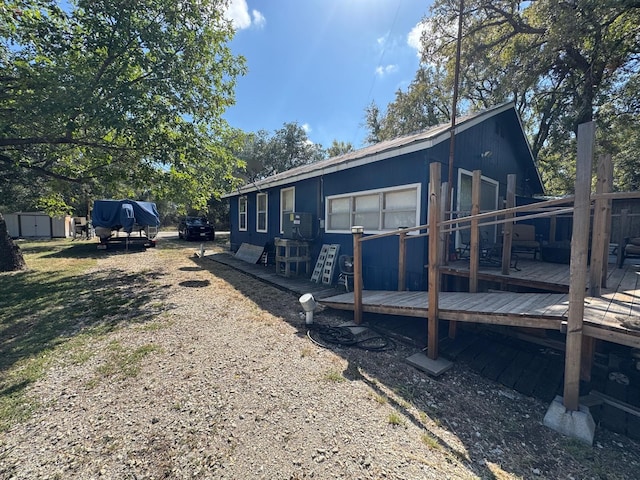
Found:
[178,216,215,241]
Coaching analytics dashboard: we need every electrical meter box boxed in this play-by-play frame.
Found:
[282,212,314,240]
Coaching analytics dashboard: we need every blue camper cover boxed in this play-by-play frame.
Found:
[92,200,160,233]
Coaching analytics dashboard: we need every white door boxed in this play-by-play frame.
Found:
[456,170,499,247]
[20,215,52,238]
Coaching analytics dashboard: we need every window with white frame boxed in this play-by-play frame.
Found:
[326,184,421,233]
[280,187,295,234]
[256,193,268,232]
[239,196,247,231]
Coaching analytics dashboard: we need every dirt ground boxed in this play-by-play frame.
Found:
[1,233,639,479]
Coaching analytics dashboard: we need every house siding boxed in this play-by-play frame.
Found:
[226,105,543,291]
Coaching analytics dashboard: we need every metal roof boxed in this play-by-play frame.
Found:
[223,102,527,198]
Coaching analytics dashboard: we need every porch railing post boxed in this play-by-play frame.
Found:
[398,230,407,291]
[501,174,516,275]
[427,162,442,359]
[563,121,595,411]
[352,226,364,325]
[469,170,482,293]
[590,154,610,296]
[617,209,629,268]
[601,154,613,287]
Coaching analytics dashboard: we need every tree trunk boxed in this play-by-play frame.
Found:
[0,213,27,272]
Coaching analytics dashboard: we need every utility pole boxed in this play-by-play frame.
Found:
[444,0,464,264]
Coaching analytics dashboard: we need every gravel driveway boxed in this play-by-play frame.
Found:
[1,238,638,479]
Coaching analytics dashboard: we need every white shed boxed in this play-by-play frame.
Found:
[3,212,72,239]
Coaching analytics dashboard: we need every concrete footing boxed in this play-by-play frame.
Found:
[405,352,453,377]
[543,395,596,445]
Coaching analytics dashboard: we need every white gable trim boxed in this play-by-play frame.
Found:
[223,102,515,198]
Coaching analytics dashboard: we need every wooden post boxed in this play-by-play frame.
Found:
[440,182,450,265]
[428,162,441,360]
[602,154,613,287]
[617,209,629,268]
[352,226,364,325]
[590,155,608,296]
[469,170,482,293]
[501,174,516,275]
[398,230,407,291]
[563,121,595,412]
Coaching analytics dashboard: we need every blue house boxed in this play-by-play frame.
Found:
[223,103,544,290]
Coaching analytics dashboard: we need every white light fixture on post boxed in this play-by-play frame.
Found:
[298,293,317,325]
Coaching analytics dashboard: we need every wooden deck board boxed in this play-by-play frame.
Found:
[210,251,640,349]
[320,270,640,348]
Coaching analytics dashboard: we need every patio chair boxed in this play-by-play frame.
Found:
[72,217,88,239]
[458,229,471,259]
[338,255,354,292]
[618,237,640,267]
[511,224,541,260]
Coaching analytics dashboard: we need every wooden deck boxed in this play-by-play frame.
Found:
[441,258,576,292]
[209,251,640,349]
[320,263,640,349]
[440,255,629,293]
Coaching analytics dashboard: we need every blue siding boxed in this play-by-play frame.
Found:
[227,107,543,291]
[229,178,322,253]
[319,150,430,290]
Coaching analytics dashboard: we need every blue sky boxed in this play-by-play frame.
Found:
[224,0,432,149]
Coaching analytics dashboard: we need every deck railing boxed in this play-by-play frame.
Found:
[349,122,640,414]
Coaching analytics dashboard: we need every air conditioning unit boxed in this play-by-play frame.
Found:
[283,212,314,240]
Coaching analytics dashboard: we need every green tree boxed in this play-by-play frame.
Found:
[426,0,640,194]
[363,101,384,144]
[0,0,247,215]
[236,122,325,181]
[363,66,452,143]
[326,139,354,158]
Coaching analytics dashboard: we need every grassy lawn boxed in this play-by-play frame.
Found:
[0,239,163,431]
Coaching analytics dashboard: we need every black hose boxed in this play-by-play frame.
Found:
[306,324,394,351]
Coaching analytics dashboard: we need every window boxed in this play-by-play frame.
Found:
[326,184,421,233]
[280,187,295,234]
[239,196,247,231]
[256,193,268,232]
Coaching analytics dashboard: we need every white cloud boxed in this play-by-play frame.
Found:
[252,9,266,28]
[375,64,398,77]
[302,123,312,133]
[408,17,457,63]
[224,0,265,30]
[407,20,429,57]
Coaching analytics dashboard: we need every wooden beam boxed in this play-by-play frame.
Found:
[563,121,595,412]
[438,311,563,330]
[352,226,364,325]
[427,162,442,359]
[398,230,407,291]
[440,182,450,265]
[582,325,640,349]
[450,169,480,339]
[590,154,609,296]
[617,209,629,268]
[601,154,613,287]
[501,174,516,275]
[469,170,482,293]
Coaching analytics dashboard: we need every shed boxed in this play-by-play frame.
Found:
[3,212,72,239]
[223,102,544,290]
